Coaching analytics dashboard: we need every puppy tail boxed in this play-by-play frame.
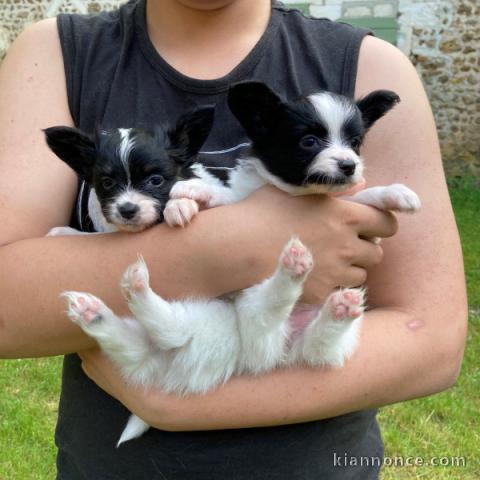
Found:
[117,414,150,448]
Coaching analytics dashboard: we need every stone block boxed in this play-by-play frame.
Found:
[310,5,342,19]
[343,6,372,17]
[374,4,396,17]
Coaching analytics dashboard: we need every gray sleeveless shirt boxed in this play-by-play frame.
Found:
[56,1,383,478]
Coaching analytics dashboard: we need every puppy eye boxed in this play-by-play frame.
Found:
[350,136,362,149]
[102,177,115,190]
[300,135,320,149]
[148,175,165,187]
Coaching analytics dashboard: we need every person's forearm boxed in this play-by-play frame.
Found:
[141,306,466,431]
[0,205,277,359]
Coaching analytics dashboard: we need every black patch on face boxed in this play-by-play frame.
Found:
[229,83,352,186]
[249,97,334,185]
[228,82,399,187]
[44,106,215,227]
[341,113,366,154]
[91,129,180,222]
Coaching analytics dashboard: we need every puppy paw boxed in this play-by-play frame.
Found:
[325,288,365,322]
[280,237,313,279]
[164,198,199,227]
[61,292,107,327]
[380,184,421,213]
[170,180,213,205]
[120,256,151,301]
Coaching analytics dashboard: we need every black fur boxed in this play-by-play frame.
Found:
[228,82,400,188]
[356,90,401,130]
[44,106,214,230]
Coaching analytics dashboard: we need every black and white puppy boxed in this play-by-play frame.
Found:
[59,84,420,446]
[160,82,420,371]
[164,82,420,223]
[44,106,214,236]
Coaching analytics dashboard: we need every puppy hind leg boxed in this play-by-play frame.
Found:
[235,237,313,372]
[347,184,421,213]
[121,257,191,349]
[237,237,313,334]
[295,288,365,367]
[61,291,151,367]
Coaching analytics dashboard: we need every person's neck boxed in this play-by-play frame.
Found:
[145,0,271,80]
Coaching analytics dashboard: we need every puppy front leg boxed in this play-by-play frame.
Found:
[165,178,242,227]
[120,257,191,350]
[163,198,200,228]
[345,184,421,213]
[235,237,313,374]
[47,226,103,236]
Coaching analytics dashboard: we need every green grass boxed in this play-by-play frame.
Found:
[0,357,62,479]
[448,177,480,308]
[0,179,479,479]
[380,177,480,479]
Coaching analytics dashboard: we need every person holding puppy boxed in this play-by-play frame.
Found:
[0,0,466,478]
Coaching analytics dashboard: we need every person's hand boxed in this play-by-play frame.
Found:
[233,184,397,304]
[79,348,157,417]
[79,348,191,430]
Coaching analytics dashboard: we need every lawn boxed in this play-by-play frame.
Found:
[0,179,479,479]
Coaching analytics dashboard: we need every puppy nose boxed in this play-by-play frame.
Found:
[118,202,139,219]
[336,159,356,176]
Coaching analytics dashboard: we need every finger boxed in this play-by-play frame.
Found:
[350,239,384,269]
[339,266,368,288]
[346,202,399,239]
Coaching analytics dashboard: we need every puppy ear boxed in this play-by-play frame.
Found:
[227,82,283,138]
[43,126,96,181]
[356,90,400,130]
[168,106,215,162]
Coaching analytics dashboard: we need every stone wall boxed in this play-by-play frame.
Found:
[0,0,123,59]
[1,0,478,175]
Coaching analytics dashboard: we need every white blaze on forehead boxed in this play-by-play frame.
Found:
[117,128,135,183]
[307,93,356,144]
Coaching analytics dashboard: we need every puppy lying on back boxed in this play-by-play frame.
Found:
[57,84,420,447]
[45,106,214,236]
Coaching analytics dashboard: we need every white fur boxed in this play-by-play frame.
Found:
[308,93,356,142]
[63,238,363,445]
[88,189,118,233]
[345,184,421,213]
[118,128,135,184]
[53,91,421,448]
[306,146,364,186]
[109,189,161,231]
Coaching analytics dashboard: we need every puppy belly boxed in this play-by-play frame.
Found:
[288,304,322,341]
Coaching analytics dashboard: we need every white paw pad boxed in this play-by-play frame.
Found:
[164,198,199,227]
[280,238,313,278]
[327,288,365,321]
[120,256,150,300]
[381,184,421,213]
[62,292,105,326]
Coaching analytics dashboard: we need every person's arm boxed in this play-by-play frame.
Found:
[0,23,394,358]
[79,36,467,430]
